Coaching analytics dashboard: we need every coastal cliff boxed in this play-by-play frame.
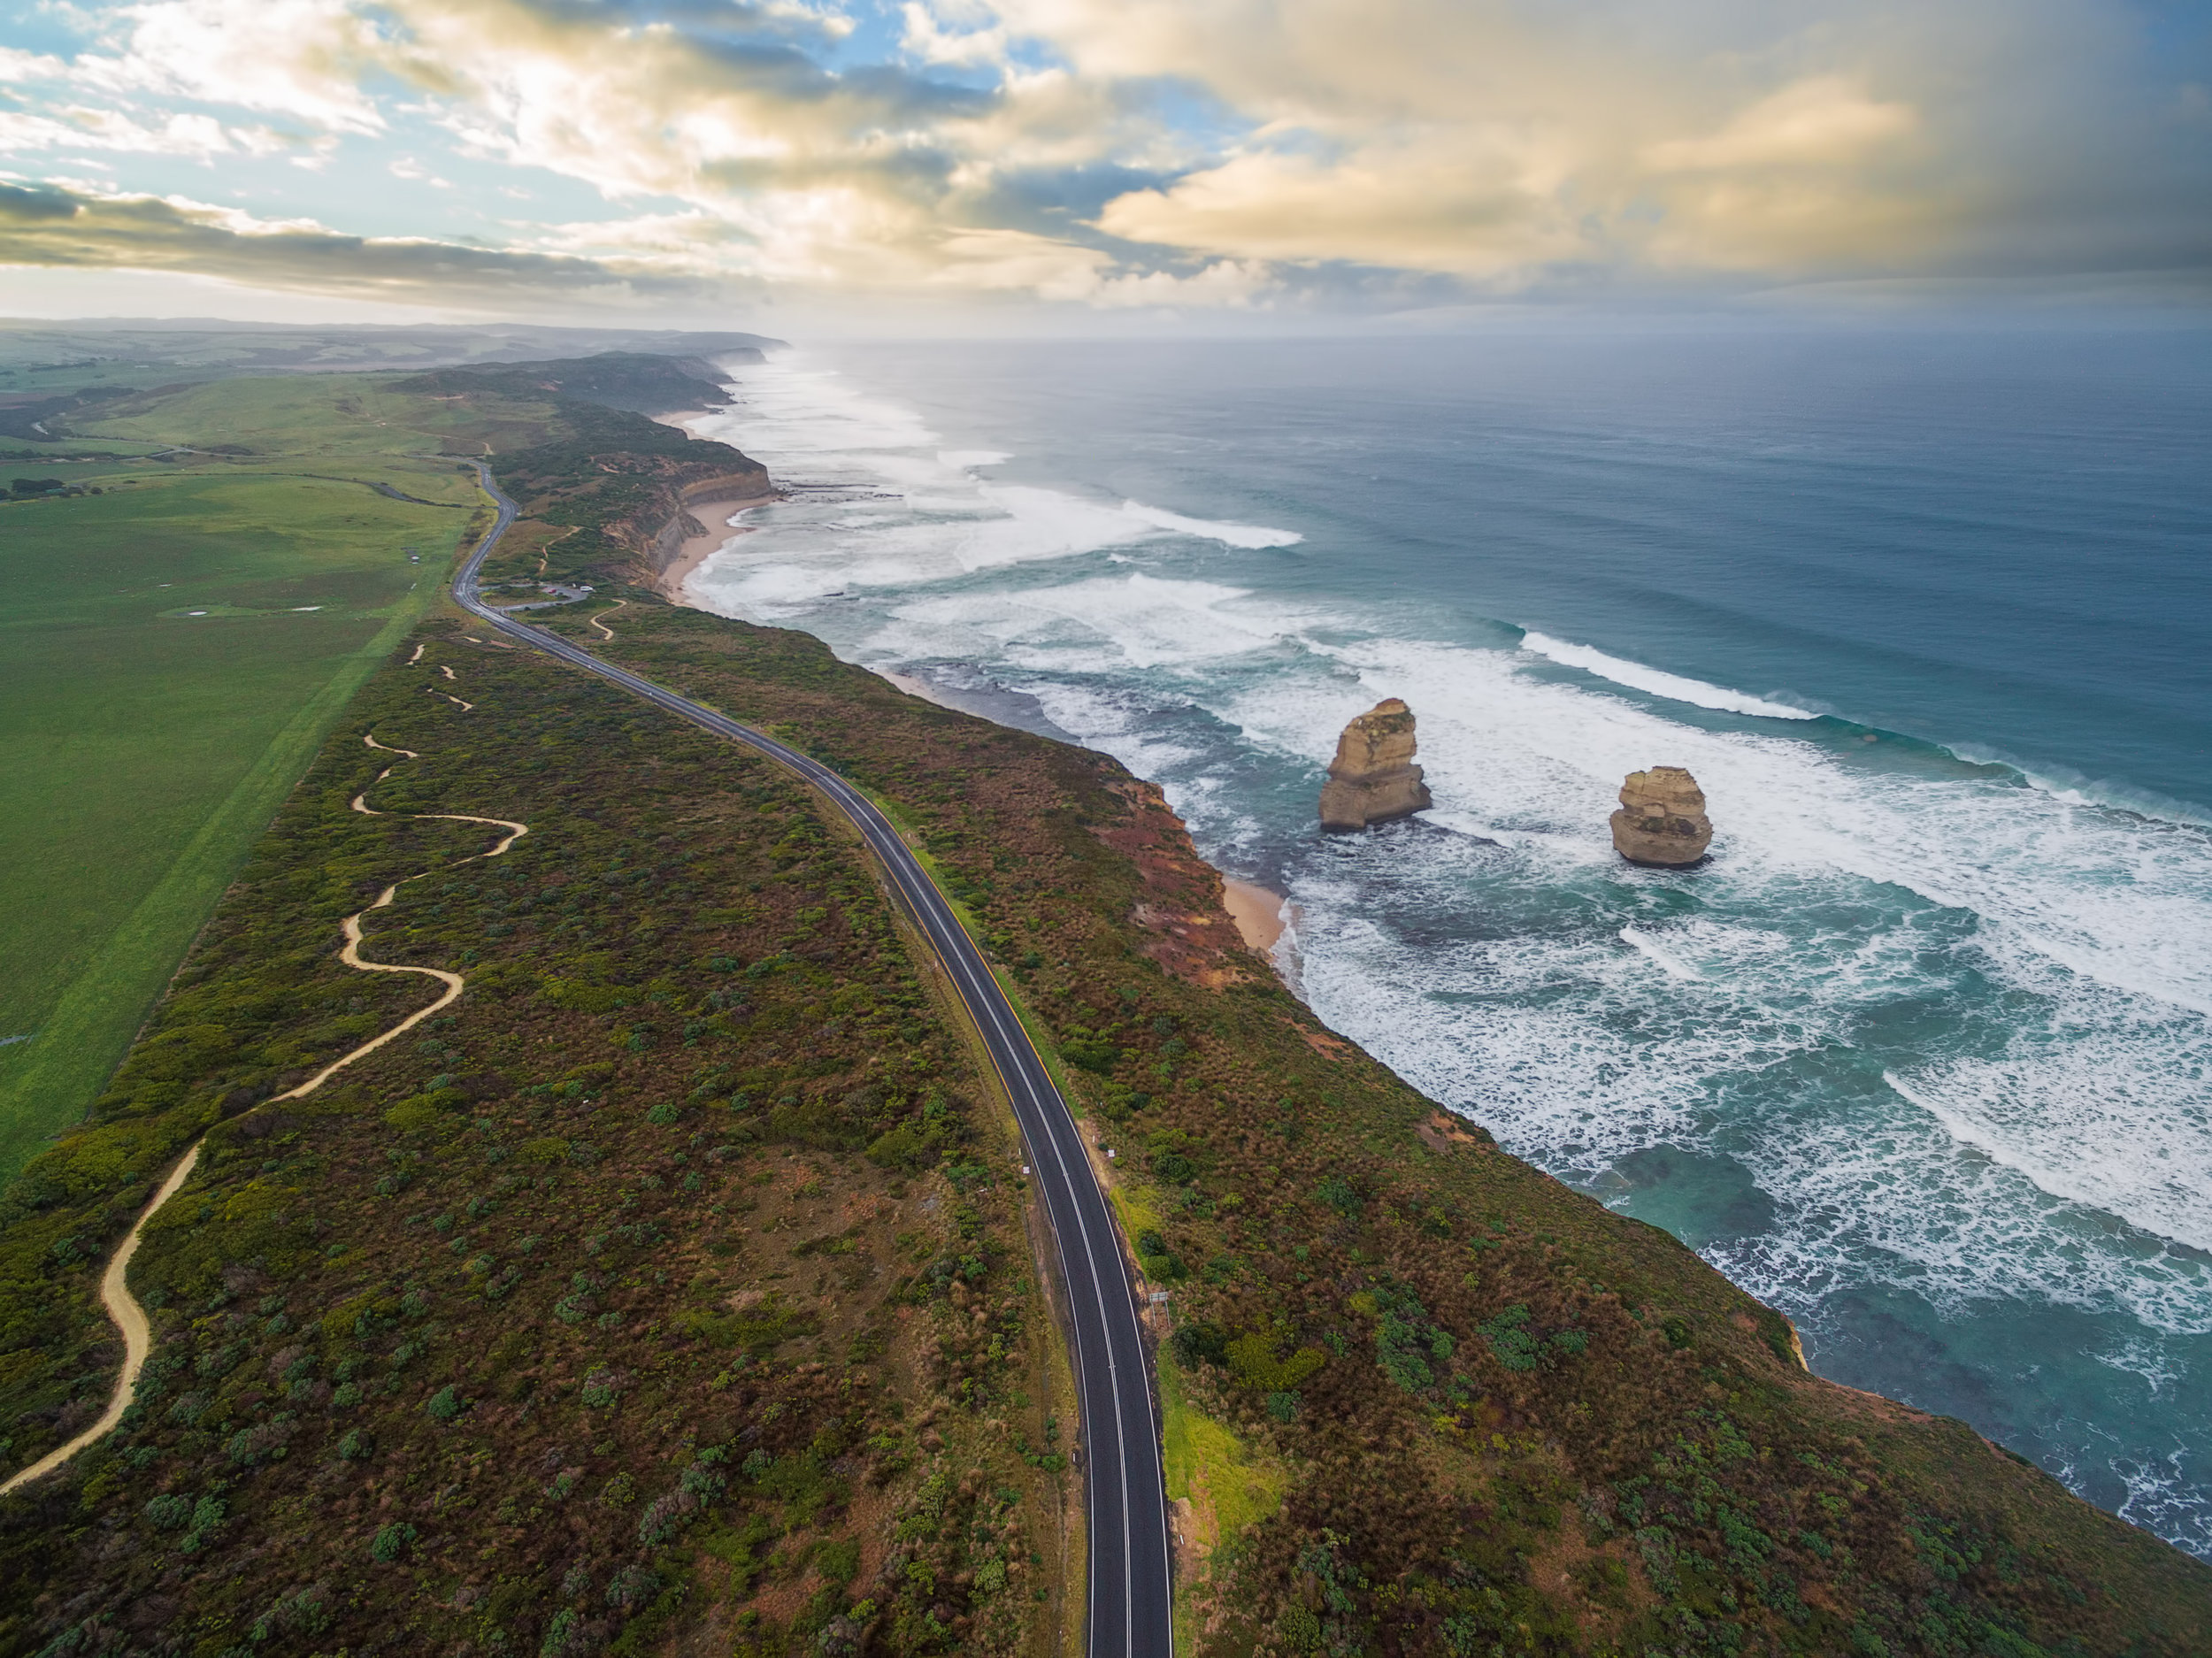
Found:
[8,357,2204,1658]
[1319,697,1433,830]
[403,357,773,590]
[645,470,782,587]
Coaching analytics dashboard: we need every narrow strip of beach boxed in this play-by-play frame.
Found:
[1222,877,1288,955]
[655,492,777,603]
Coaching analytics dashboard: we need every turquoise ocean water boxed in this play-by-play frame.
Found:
[684,332,2212,1557]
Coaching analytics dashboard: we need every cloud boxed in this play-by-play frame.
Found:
[67,0,392,134]
[0,180,708,306]
[0,0,2203,312]
[0,107,242,161]
[1642,77,1917,174]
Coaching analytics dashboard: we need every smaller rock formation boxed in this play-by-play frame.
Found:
[1319,699,1433,832]
[1610,766,1713,866]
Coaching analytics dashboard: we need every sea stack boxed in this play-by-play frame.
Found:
[1319,698,1433,832]
[1610,766,1712,866]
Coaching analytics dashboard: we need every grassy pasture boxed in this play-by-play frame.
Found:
[0,375,512,1176]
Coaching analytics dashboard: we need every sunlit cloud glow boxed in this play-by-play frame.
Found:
[0,0,2204,319]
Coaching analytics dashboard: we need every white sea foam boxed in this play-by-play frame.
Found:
[878,576,1299,673]
[1124,503,1303,549]
[1621,925,1703,980]
[688,349,2212,1353]
[1519,631,1818,719]
[686,354,1303,621]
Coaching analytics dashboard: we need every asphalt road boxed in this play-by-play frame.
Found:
[453,467,1174,1657]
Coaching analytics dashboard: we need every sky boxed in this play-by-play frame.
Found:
[1,0,2208,330]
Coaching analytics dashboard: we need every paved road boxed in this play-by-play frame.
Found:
[453,467,1173,1657]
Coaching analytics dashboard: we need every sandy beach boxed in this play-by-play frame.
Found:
[874,667,966,711]
[1222,877,1287,954]
[655,492,778,603]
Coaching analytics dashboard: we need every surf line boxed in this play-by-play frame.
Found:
[0,724,527,1496]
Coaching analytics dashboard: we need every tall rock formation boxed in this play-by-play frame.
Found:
[1319,699,1433,832]
[1610,766,1713,866]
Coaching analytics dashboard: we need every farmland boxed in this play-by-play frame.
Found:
[0,376,491,1177]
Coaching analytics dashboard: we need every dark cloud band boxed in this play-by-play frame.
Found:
[0,183,715,303]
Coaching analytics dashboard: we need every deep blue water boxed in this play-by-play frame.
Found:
[684,330,2212,1557]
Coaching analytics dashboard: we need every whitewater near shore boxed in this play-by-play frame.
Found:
[666,336,2212,1559]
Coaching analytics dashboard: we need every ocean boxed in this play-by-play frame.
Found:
[680,329,2212,1559]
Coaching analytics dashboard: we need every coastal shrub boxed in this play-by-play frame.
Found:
[1170,1322,1228,1368]
[865,1124,935,1171]
[335,1428,373,1461]
[180,1493,227,1553]
[1225,1332,1326,1392]
[637,1488,696,1547]
[1371,1285,1448,1393]
[1479,1306,1544,1372]
[1316,1174,1362,1217]
[541,1608,590,1656]
[425,1385,465,1423]
[1061,1032,1121,1074]
[1135,1229,1184,1280]
[250,1584,334,1643]
[370,1521,418,1562]
[143,1493,191,1530]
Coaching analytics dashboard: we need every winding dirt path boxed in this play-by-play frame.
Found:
[0,710,526,1497]
[588,597,627,641]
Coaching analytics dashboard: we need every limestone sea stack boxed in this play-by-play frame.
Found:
[1319,698,1434,832]
[1609,766,1713,866]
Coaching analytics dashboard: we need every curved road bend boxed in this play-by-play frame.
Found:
[454,468,1173,1657]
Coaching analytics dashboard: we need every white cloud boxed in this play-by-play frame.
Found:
[0,0,2202,310]
[0,106,242,160]
[1643,77,1917,173]
[69,0,392,134]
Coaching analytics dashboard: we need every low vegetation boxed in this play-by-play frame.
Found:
[0,638,1077,1656]
[0,377,488,1176]
[1,355,2206,1657]
[535,590,2212,1658]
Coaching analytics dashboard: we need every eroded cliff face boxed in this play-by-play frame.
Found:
[1319,698,1434,832]
[1609,765,1713,865]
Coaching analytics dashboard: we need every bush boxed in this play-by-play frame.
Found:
[370,1521,419,1562]
[1316,1174,1362,1217]
[541,1608,587,1656]
[425,1386,465,1423]
[250,1584,333,1642]
[335,1428,374,1461]
[179,1493,227,1553]
[143,1493,191,1530]
[864,1123,936,1171]
[1169,1323,1227,1368]
[1225,1332,1326,1392]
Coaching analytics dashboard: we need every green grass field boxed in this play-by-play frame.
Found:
[0,376,503,1177]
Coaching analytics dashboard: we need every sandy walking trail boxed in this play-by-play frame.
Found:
[0,702,526,1498]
